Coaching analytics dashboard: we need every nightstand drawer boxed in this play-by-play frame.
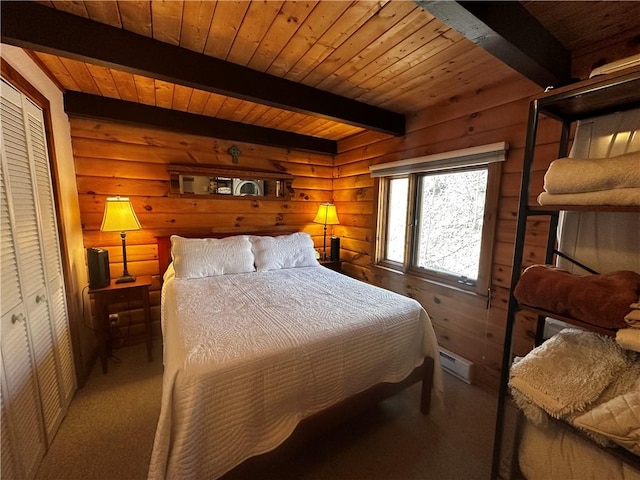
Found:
[101,285,147,304]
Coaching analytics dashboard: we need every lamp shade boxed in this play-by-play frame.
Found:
[313,203,340,225]
[101,197,141,232]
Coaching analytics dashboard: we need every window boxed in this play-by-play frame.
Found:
[384,177,408,263]
[372,143,507,294]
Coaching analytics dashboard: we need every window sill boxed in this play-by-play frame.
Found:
[372,264,489,300]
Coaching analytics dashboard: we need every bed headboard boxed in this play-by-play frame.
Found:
[156,230,298,276]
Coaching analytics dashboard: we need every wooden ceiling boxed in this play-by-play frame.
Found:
[3,1,640,153]
[521,1,640,52]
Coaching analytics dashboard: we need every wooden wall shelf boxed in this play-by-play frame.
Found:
[168,164,294,199]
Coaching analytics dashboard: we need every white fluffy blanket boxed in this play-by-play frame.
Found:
[509,329,634,419]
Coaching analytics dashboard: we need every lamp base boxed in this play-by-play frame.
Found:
[115,274,136,284]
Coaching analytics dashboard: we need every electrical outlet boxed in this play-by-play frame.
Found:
[108,313,118,326]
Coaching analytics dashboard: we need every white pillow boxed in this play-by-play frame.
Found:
[170,235,255,279]
[250,232,319,271]
[163,262,176,283]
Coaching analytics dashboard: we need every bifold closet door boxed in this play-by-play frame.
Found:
[0,160,46,480]
[1,78,75,478]
[25,92,75,409]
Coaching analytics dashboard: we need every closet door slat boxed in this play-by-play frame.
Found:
[27,105,61,277]
[27,290,62,440]
[49,277,75,401]
[0,168,21,312]
[1,96,46,295]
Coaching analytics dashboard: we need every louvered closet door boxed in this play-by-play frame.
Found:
[0,164,45,480]
[1,79,70,454]
[24,98,75,408]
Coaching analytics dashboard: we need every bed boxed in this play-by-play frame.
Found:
[148,231,443,479]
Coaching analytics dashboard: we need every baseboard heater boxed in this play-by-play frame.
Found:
[438,347,473,384]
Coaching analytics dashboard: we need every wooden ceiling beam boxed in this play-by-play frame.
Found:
[1,1,405,137]
[64,92,337,155]
[416,1,571,88]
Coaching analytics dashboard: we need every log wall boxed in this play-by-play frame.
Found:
[334,74,566,391]
[71,117,334,340]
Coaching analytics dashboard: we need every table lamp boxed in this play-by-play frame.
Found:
[101,196,141,283]
[313,203,339,261]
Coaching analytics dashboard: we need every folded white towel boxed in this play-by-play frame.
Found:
[537,188,640,206]
[544,151,640,194]
[626,309,640,328]
[617,328,640,352]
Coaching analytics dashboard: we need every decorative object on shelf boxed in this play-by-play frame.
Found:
[313,203,340,261]
[227,144,241,164]
[101,196,141,284]
[168,164,294,199]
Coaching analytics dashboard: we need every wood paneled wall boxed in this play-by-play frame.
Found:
[334,74,566,391]
[71,118,334,338]
[72,72,568,391]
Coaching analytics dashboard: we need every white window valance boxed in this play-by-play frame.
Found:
[369,141,509,178]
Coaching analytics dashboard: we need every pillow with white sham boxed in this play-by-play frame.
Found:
[163,262,176,283]
[170,235,255,279]
[250,232,319,271]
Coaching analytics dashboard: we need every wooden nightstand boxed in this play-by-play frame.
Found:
[320,260,342,273]
[89,276,153,373]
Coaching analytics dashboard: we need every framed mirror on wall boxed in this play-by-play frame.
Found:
[168,165,294,199]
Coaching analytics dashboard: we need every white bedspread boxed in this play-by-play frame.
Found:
[148,266,443,479]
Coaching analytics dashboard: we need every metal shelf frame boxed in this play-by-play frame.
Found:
[490,67,640,480]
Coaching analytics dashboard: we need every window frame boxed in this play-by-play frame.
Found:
[375,161,502,296]
[377,174,413,272]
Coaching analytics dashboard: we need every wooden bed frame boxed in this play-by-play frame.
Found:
[156,231,435,477]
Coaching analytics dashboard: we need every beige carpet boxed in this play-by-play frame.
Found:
[36,342,496,480]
